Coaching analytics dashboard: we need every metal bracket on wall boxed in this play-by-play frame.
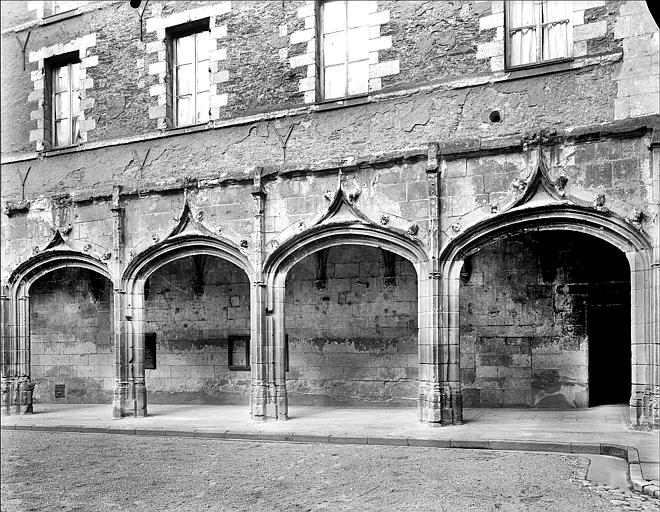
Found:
[130,0,150,42]
[15,31,31,71]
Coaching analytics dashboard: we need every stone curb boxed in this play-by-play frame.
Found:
[2,424,657,498]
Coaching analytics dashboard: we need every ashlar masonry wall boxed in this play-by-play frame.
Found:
[460,231,630,408]
[285,245,418,406]
[29,267,114,403]
[143,256,251,404]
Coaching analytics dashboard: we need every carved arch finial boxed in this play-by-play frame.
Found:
[501,153,569,214]
[315,186,371,227]
[167,200,214,239]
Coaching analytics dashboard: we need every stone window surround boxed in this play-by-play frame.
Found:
[27,33,98,152]
[477,1,608,74]
[145,2,231,130]
[27,1,90,21]
[289,1,400,104]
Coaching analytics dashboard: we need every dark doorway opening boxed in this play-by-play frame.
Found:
[587,303,631,406]
[459,230,631,409]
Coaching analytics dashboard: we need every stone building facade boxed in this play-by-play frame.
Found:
[1,1,658,428]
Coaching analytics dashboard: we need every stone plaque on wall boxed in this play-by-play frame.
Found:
[228,335,250,371]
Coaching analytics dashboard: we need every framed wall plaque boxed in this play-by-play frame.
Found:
[228,335,250,371]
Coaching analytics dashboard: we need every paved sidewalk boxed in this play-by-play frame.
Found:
[2,403,658,497]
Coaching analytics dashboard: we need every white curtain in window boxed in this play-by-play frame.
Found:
[322,0,369,99]
[509,1,538,66]
[542,1,571,61]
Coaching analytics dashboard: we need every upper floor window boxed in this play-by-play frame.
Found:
[172,28,210,126]
[52,60,81,147]
[52,1,80,14]
[506,1,572,68]
[320,1,370,100]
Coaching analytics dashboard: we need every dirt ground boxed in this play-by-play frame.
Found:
[0,430,656,512]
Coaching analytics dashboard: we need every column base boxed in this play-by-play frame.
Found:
[112,380,132,418]
[417,384,442,424]
[252,383,287,421]
[417,382,463,426]
[135,380,147,418]
[6,376,35,415]
[1,376,12,415]
[630,386,659,431]
[249,382,269,420]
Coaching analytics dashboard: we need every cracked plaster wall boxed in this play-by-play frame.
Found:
[2,1,653,156]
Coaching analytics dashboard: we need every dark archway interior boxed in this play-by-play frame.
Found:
[29,267,114,403]
[143,255,251,404]
[285,245,418,406]
[459,230,630,409]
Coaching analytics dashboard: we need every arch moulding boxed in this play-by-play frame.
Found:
[258,191,456,423]
[439,201,656,429]
[115,231,255,419]
[2,248,112,416]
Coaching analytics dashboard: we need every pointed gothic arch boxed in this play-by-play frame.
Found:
[117,201,255,417]
[3,245,113,414]
[438,156,655,426]
[257,187,446,422]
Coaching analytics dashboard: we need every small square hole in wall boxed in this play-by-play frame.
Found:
[55,384,65,398]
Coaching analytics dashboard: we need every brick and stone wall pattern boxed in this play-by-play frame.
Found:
[29,267,114,403]
[285,245,418,406]
[144,256,251,404]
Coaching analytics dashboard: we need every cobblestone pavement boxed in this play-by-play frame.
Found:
[575,478,659,512]
[2,430,658,512]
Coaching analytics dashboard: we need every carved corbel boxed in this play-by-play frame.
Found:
[593,192,607,211]
[554,173,568,196]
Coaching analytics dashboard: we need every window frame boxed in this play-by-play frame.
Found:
[166,18,211,129]
[52,1,79,15]
[318,0,370,102]
[43,1,86,20]
[228,335,251,371]
[46,52,82,149]
[504,1,573,71]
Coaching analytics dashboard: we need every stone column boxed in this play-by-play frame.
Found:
[110,185,134,418]
[650,140,660,429]
[417,142,444,424]
[250,282,269,419]
[15,294,33,414]
[112,288,130,418]
[442,261,463,424]
[627,249,654,428]
[250,167,270,420]
[417,271,442,424]
[131,289,147,417]
[1,289,13,415]
[269,280,288,420]
[651,251,660,429]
